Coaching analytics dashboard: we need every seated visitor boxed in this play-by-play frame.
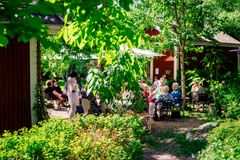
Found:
[191,80,202,102]
[52,79,66,101]
[171,82,182,107]
[156,85,174,110]
[44,80,62,110]
[52,79,63,94]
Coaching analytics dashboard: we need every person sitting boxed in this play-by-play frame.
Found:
[171,82,182,107]
[191,80,202,102]
[156,85,174,109]
[52,79,66,102]
[155,85,174,118]
[52,79,63,94]
[44,80,62,110]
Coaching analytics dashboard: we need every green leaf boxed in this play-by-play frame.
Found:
[104,53,112,65]
[0,35,9,47]
[127,39,133,50]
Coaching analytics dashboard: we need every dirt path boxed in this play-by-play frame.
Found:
[47,107,69,119]
[150,118,205,133]
[144,118,207,160]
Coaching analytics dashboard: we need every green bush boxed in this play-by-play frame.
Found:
[198,120,240,160]
[0,115,145,160]
[218,76,240,119]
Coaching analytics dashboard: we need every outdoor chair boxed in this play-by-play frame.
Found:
[155,100,174,120]
[194,93,210,111]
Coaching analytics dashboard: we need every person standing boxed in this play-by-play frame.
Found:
[66,76,79,118]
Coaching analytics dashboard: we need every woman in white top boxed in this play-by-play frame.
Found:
[66,77,80,118]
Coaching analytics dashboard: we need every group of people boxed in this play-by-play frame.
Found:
[141,75,182,118]
[44,79,66,110]
[141,75,207,119]
[44,71,81,119]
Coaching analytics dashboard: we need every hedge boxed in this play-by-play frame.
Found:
[0,114,145,160]
[198,120,240,160]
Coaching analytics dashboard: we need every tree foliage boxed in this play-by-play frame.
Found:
[87,51,149,111]
[59,0,147,53]
[55,0,150,106]
[0,0,61,46]
[207,0,240,40]
[132,0,219,106]
[41,36,94,80]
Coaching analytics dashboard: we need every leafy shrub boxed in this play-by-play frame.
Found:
[198,120,240,160]
[0,115,145,160]
[221,83,240,119]
[224,102,240,119]
[175,134,206,156]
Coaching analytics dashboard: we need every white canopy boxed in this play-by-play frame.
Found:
[132,48,164,57]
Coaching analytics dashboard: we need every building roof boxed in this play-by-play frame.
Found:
[34,14,64,25]
[196,32,240,48]
[132,48,164,57]
[0,2,64,25]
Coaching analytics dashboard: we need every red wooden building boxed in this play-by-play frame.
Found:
[0,19,62,133]
[146,29,240,82]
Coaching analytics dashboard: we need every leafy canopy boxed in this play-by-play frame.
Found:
[131,0,218,51]
[0,0,62,47]
[59,0,147,53]
[55,0,150,108]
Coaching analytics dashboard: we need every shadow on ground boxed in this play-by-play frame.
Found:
[143,118,211,160]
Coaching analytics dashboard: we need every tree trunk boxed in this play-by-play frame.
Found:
[37,41,43,98]
[179,45,186,108]
[37,41,49,121]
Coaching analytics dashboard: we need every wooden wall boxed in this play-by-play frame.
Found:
[0,40,31,133]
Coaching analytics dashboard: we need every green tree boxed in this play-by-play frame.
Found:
[132,0,218,107]
[0,0,61,46]
[57,0,150,108]
[207,0,240,40]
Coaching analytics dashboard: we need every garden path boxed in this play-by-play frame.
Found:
[144,118,207,160]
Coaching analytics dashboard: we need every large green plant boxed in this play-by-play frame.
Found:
[54,0,151,109]
[0,115,145,159]
[219,77,240,119]
[87,51,149,112]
